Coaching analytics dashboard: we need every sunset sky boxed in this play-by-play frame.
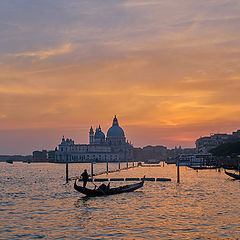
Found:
[1,0,240,154]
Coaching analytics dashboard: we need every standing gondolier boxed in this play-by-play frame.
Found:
[81,169,89,188]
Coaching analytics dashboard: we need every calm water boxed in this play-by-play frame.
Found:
[0,162,239,240]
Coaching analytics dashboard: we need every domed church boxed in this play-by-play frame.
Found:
[55,116,134,163]
[107,115,125,145]
[89,115,126,146]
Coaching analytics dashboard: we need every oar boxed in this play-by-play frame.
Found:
[91,181,98,189]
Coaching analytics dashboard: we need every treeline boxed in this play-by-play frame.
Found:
[210,141,240,156]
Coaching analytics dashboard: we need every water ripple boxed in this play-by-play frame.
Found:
[0,162,239,239]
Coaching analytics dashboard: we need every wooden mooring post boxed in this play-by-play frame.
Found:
[106,159,109,174]
[66,155,69,183]
[177,159,180,183]
[91,160,94,177]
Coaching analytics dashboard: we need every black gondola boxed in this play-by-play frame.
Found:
[74,178,144,197]
[188,166,217,170]
[225,170,240,180]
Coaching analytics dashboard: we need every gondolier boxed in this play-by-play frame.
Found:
[81,169,89,188]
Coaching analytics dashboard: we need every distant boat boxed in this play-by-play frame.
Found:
[6,160,13,164]
[141,164,161,167]
[144,159,160,164]
[74,178,144,197]
[225,170,240,180]
[188,166,217,170]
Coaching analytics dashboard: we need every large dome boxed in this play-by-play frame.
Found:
[107,115,125,138]
[107,125,125,137]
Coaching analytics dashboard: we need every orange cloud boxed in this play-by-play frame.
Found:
[11,43,72,60]
[1,0,240,154]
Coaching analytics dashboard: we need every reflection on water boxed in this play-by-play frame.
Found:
[0,162,239,239]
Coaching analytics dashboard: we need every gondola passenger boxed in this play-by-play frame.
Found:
[98,183,110,192]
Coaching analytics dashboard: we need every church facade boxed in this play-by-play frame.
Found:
[54,116,134,163]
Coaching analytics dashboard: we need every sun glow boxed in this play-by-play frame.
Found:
[0,0,240,154]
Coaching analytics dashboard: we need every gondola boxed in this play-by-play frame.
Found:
[188,166,217,170]
[74,178,144,197]
[225,170,240,180]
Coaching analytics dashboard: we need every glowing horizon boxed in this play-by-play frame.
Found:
[0,0,240,154]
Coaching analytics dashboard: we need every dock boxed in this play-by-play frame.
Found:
[141,164,161,167]
[69,162,171,182]
[90,164,140,177]
[67,161,172,183]
[70,177,171,182]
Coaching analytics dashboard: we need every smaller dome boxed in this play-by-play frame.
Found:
[94,126,105,140]
[95,131,105,139]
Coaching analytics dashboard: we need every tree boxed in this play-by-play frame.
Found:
[210,141,240,156]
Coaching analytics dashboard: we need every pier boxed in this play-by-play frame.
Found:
[73,177,171,182]
[68,161,171,182]
[67,160,140,183]
[92,163,139,177]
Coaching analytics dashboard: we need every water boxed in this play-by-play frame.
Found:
[0,162,239,240]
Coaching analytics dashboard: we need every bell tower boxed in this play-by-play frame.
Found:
[89,126,94,144]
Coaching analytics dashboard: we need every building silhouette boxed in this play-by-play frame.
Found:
[54,116,134,163]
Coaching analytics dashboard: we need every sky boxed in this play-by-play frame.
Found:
[0,0,240,154]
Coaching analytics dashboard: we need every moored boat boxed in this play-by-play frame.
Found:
[188,166,217,170]
[74,178,144,197]
[225,170,240,180]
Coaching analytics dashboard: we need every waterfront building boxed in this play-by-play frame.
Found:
[232,129,240,138]
[133,145,168,162]
[32,150,48,162]
[196,130,240,154]
[54,116,134,163]
[196,136,218,154]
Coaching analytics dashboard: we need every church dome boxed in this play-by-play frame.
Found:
[107,116,125,138]
[107,126,125,137]
[95,131,105,139]
[94,126,105,140]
